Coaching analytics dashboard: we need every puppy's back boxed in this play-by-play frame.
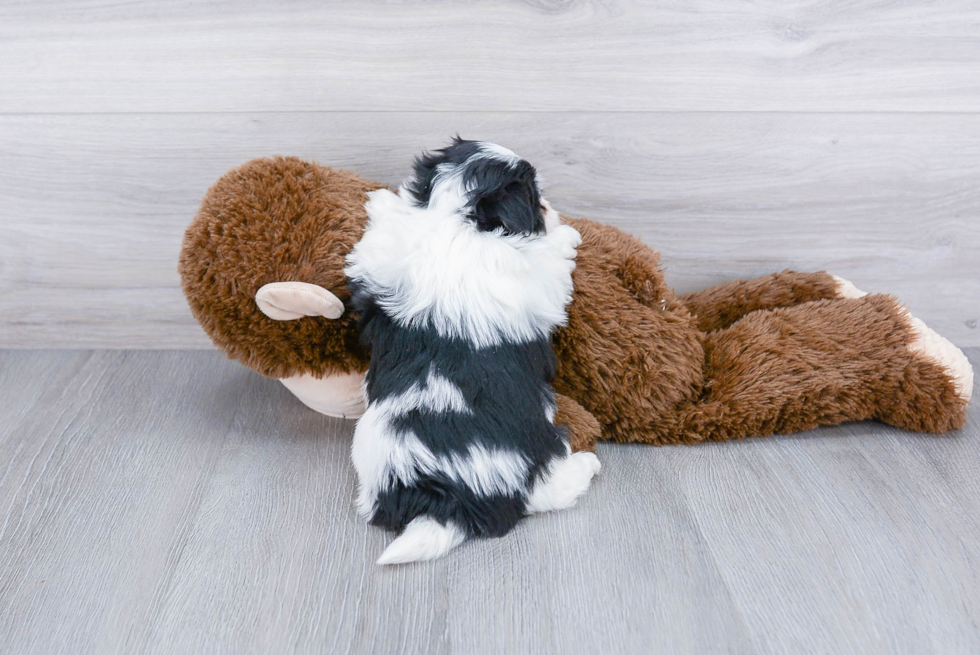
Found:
[350,296,568,538]
[345,139,584,563]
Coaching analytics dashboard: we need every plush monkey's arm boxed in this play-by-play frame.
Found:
[678,270,843,332]
[554,393,602,452]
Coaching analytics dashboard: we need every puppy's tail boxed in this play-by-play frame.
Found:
[377,516,466,565]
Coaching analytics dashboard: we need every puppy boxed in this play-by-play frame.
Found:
[344,138,601,565]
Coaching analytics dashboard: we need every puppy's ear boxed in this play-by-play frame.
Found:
[405,150,441,207]
[406,136,479,207]
[470,160,544,236]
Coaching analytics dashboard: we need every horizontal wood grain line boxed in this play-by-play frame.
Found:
[1,111,977,347]
[2,0,980,113]
[6,110,980,116]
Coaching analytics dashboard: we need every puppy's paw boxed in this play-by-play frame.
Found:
[526,452,601,514]
[548,224,582,256]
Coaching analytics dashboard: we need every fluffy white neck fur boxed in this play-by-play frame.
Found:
[345,189,581,349]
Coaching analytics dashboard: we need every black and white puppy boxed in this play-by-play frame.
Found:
[344,138,601,565]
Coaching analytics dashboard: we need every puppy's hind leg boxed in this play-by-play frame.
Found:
[376,517,466,565]
[526,452,601,514]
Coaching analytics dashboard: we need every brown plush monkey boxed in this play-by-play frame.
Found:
[179,156,973,452]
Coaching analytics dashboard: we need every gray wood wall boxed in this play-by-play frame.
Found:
[2,0,978,348]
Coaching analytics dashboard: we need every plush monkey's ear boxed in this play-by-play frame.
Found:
[470,159,544,236]
[255,282,344,320]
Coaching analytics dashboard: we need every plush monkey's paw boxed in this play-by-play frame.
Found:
[279,371,368,418]
[906,313,974,403]
[831,275,868,300]
[525,452,601,514]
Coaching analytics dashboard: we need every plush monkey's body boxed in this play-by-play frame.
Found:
[179,157,973,451]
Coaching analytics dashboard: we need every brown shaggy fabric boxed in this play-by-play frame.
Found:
[678,270,841,332]
[180,158,969,451]
[179,157,378,379]
[554,393,602,453]
[672,294,967,444]
[551,218,704,445]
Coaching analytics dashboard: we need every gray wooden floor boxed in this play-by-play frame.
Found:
[1,349,978,655]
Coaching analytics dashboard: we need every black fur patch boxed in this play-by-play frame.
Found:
[349,283,569,538]
[406,137,545,236]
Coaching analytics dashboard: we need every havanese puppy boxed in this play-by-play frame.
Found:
[344,138,601,565]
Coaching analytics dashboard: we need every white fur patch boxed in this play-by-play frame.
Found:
[526,451,601,514]
[384,365,472,415]
[376,516,466,565]
[544,399,557,424]
[478,142,521,164]
[541,198,562,233]
[345,187,581,349]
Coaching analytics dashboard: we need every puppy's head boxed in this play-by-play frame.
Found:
[404,138,547,236]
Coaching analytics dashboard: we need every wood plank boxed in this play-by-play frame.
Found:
[0,350,751,655]
[136,359,753,654]
[1,112,977,348]
[2,0,980,113]
[0,350,977,653]
[0,351,251,653]
[441,445,758,655]
[678,422,980,653]
[681,349,980,653]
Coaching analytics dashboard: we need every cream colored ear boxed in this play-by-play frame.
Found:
[255,282,345,320]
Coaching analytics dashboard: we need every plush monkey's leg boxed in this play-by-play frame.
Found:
[678,270,844,332]
[665,294,971,444]
[554,393,602,452]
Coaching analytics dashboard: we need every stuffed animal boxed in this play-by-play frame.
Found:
[179,155,974,452]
